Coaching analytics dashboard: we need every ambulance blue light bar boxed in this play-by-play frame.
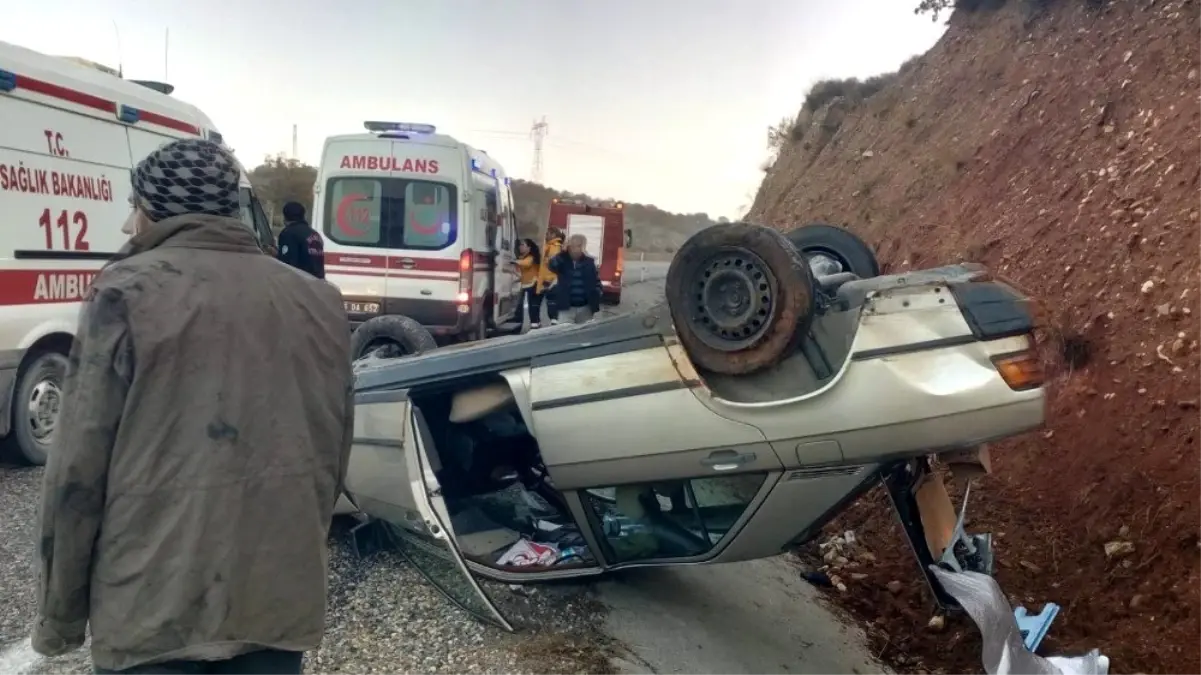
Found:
[470,158,482,171]
[364,121,437,134]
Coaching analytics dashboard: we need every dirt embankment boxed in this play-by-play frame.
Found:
[750,1,1199,672]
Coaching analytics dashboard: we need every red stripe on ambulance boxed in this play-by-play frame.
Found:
[12,73,202,136]
[0,269,98,306]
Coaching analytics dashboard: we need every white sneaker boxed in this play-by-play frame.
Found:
[530,322,541,329]
[550,319,560,325]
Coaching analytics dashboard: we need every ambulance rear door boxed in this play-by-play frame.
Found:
[383,134,465,328]
[317,136,393,323]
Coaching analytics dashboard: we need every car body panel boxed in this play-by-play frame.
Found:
[343,391,417,525]
[354,308,675,394]
[527,344,779,489]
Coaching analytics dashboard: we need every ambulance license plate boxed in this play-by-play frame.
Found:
[344,301,380,314]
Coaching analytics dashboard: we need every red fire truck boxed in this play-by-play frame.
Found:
[547,197,629,305]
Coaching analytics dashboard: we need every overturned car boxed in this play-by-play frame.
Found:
[339,223,1046,630]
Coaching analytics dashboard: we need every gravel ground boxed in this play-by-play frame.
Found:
[0,464,613,674]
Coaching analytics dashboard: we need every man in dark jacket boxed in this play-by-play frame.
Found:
[33,139,353,674]
[547,234,601,323]
[276,202,325,279]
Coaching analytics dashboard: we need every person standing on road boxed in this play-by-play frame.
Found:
[33,138,354,675]
[548,233,601,324]
[535,228,564,325]
[276,201,326,279]
[514,238,543,328]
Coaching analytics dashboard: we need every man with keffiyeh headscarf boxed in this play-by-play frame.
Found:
[33,138,353,674]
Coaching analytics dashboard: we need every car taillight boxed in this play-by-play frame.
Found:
[616,247,624,275]
[457,249,473,312]
[991,346,1044,391]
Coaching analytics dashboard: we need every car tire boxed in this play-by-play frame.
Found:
[785,223,880,278]
[666,223,816,375]
[349,315,437,361]
[10,350,69,466]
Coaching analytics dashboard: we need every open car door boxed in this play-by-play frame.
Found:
[345,393,512,630]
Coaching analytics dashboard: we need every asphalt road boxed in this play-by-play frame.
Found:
[622,259,670,285]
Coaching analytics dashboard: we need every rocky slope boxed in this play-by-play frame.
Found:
[750,0,1199,672]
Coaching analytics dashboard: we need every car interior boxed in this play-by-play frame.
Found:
[410,376,753,571]
[701,271,866,404]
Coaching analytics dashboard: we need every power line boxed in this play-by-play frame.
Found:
[530,117,548,184]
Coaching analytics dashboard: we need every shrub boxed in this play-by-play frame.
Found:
[914,0,1102,21]
[766,116,798,150]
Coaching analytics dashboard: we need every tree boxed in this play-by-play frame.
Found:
[248,154,318,229]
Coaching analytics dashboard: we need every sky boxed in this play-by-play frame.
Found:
[2,0,946,219]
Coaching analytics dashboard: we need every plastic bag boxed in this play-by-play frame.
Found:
[930,567,1110,675]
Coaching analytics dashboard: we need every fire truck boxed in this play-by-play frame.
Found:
[547,197,629,305]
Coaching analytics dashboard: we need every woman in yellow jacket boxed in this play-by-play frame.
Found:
[515,238,544,328]
[535,229,564,325]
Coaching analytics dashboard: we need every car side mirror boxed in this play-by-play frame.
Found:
[624,228,633,248]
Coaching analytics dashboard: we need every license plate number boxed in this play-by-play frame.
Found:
[344,301,380,314]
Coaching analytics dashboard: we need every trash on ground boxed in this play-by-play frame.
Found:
[930,566,1109,675]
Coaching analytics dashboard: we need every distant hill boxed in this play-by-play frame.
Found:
[511,179,721,253]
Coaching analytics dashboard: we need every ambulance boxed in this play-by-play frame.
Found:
[0,40,274,465]
[314,122,522,354]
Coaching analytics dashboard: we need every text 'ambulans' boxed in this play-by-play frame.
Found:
[338,156,440,173]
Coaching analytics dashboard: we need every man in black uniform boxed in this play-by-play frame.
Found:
[277,202,325,279]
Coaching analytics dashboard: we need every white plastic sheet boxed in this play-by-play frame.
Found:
[930,566,1110,675]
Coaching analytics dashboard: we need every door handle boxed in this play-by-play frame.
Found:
[398,257,415,269]
[701,449,756,471]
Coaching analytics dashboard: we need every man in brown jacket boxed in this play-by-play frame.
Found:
[32,138,354,674]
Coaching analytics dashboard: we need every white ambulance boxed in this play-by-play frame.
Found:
[0,40,274,465]
[314,122,523,356]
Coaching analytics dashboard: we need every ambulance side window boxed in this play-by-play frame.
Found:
[505,187,519,240]
[481,189,501,250]
[498,187,514,250]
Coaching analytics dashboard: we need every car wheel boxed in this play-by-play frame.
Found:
[666,223,816,375]
[785,223,880,278]
[10,350,69,466]
[350,315,437,361]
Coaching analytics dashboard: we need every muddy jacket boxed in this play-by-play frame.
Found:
[33,215,354,671]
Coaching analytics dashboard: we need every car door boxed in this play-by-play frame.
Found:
[527,341,786,568]
[344,390,512,630]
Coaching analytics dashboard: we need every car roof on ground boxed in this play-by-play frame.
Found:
[354,304,676,394]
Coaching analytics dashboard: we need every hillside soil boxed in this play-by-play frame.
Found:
[750,1,1199,673]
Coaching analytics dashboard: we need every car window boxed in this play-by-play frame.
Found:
[324,177,457,250]
[582,473,767,563]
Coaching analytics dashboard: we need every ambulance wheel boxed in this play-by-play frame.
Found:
[350,315,437,361]
[9,350,69,466]
[666,223,816,376]
[786,223,880,279]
